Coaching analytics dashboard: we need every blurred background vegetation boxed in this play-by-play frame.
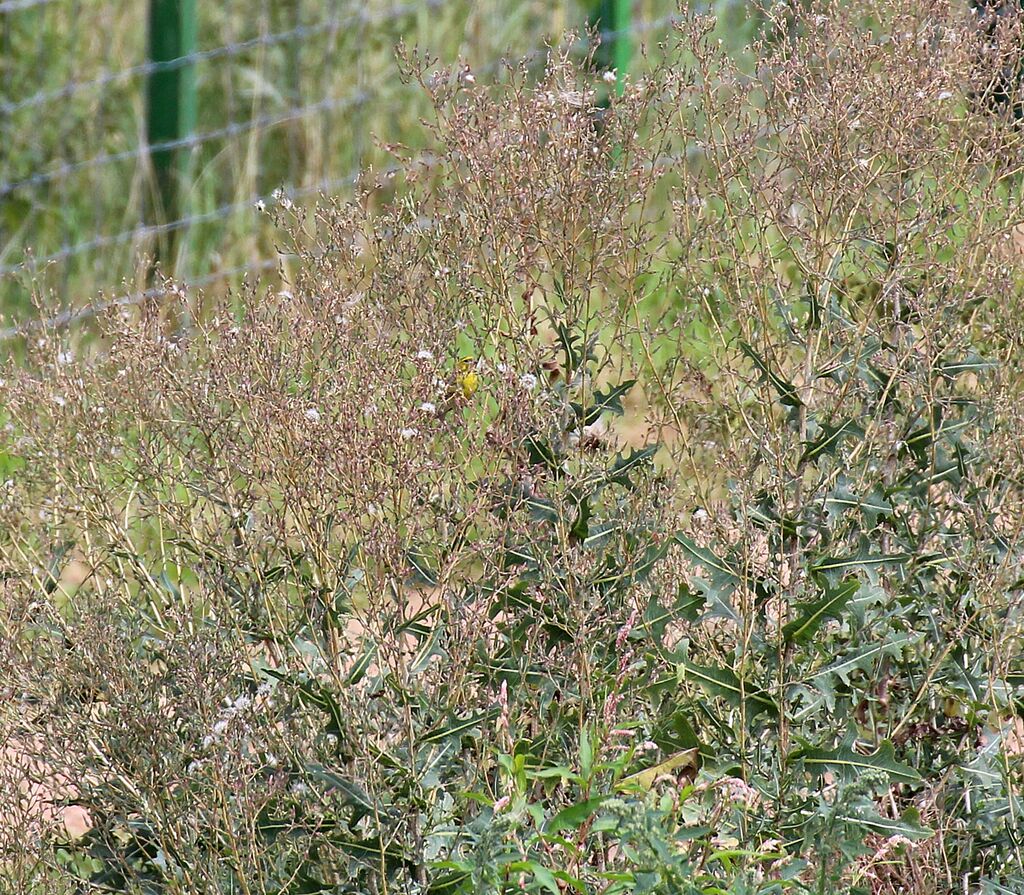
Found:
[0,0,763,333]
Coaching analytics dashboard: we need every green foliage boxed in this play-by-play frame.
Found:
[3,4,1024,894]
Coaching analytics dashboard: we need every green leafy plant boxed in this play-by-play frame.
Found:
[3,4,1024,894]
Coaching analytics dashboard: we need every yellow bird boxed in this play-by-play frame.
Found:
[435,357,480,421]
[456,356,479,399]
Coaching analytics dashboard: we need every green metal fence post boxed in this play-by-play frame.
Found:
[589,0,631,95]
[147,0,197,242]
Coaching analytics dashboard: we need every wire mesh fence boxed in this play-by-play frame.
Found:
[0,0,689,339]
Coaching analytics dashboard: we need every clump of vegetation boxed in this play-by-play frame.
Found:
[1,0,624,319]
[2,3,1024,893]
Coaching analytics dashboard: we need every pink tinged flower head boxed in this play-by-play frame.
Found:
[616,608,640,650]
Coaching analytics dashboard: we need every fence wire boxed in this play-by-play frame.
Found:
[0,0,56,13]
[0,0,686,339]
[1,2,439,118]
